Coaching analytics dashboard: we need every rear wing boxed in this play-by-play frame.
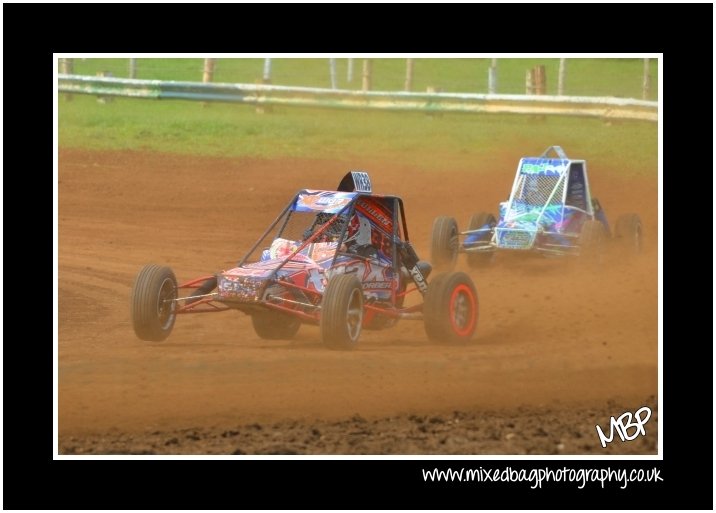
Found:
[337,170,372,193]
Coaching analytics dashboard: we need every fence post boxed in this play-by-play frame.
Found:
[203,58,216,83]
[642,58,651,100]
[257,58,273,114]
[59,57,74,74]
[129,58,137,79]
[262,58,272,82]
[534,65,546,95]
[329,58,337,89]
[347,58,354,83]
[201,58,216,108]
[526,66,546,122]
[362,59,372,92]
[557,58,566,95]
[488,58,497,94]
[404,58,414,92]
[426,85,443,118]
[525,68,534,94]
[60,58,74,101]
[96,71,114,104]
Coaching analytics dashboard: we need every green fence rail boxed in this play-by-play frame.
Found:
[58,74,657,122]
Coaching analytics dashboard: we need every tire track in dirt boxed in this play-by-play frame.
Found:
[58,149,658,455]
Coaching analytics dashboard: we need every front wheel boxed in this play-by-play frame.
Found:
[251,311,301,340]
[614,213,643,254]
[579,219,607,263]
[431,216,459,270]
[423,272,478,344]
[130,264,177,341]
[320,274,364,350]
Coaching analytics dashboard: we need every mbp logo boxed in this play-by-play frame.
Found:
[595,406,652,448]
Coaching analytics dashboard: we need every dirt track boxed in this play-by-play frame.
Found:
[58,149,658,455]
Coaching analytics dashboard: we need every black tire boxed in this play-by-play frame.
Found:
[431,216,459,270]
[423,272,478,344]
[130,264,177,342]
[320,274,364,350]
[466,212,496,268]
[251,311,301,340]
[579,219,607,262]
[614,213,643,254]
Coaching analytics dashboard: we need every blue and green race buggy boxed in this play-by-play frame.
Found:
[431,146,643,267]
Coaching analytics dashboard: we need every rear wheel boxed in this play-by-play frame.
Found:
[130,264,177,341]
[614,213,643,254]
[251,311,300,340]
[320,274,364,350]
[424,272,478,344]
[466,212,496,268]
[579,219,607,263]
[431,216,459,270]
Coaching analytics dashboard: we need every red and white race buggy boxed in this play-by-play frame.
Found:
[130,172,479,349]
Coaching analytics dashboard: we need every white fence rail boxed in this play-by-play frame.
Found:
[58,74,657,122]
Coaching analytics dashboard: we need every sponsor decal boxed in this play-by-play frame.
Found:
[520,158,568,176]
[350,171,372,193]
[223,266,271,278]
[328,260,393,286]
[356,198,393,233]
[309,242,339,262]
[362,281,393,289]
[297,191,353,212]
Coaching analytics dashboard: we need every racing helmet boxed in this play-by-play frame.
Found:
[344,213,372,246]
[344,213,362,243]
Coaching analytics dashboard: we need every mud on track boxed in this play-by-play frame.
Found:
[58,149,658,455]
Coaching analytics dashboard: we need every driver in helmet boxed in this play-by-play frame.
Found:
[304,212,377,258]
[343,213,378,258]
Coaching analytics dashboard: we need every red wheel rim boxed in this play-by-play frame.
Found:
[449,284,477,336]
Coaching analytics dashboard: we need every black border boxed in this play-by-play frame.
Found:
[4,3,711,510]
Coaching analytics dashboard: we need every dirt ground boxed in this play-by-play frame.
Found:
[57,148,659,455]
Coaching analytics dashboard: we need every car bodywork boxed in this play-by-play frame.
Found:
[430,146,642,269]
[204,176,421,327]
[131,171,479,348]
[466,145,607,256]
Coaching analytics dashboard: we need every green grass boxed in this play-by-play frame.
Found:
[59,95,656,175]
[68,57,659,99]
[59,58,658,175]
